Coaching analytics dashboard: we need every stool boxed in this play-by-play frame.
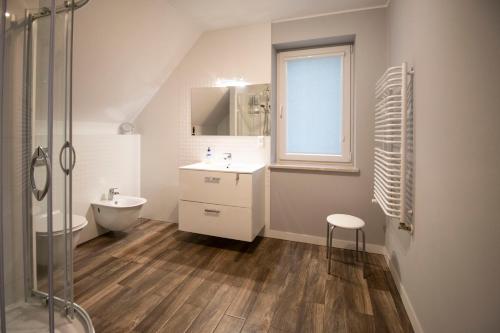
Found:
[326,214,366,275]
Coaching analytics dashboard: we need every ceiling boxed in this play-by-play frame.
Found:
[72,0,202,124]
[168,0,387,30]
[71,0,387,125]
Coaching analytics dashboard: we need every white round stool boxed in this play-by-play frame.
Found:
[326,214,366,275]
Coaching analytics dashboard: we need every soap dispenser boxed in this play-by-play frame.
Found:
[205,147,213,164]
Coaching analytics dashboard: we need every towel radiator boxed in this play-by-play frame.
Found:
[372,62,414,233]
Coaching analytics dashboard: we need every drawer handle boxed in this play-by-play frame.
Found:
[204,177,220,183]
[204,209,221,214]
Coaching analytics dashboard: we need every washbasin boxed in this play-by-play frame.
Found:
[179,162,265,174]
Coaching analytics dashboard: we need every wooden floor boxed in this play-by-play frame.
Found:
[74,220,413,333]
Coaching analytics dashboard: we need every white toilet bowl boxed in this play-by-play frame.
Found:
[35,211,88,267]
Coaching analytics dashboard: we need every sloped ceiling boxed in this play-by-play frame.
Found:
[72,0,202,123]
[167,0,388,30]
[72,0,387,124]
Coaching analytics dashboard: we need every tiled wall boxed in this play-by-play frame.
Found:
[179,134,271,167]
[134,23,272,222]
[73,133,140,243]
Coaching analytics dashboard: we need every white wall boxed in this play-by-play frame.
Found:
[269,8,387,245]
[73,133,141,243]
[386,1,500,332]
[70,0,190,241]
[73,0,202,123]
[134,23,271,222]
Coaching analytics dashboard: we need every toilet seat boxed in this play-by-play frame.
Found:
[35,211,88,236]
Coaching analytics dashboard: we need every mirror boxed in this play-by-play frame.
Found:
[191,83,271,136]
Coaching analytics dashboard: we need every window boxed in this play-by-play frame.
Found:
[277,45,352,166]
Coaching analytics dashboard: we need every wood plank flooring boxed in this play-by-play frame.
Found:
[74,220,413,333]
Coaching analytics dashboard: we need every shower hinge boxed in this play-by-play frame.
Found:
[65,304,75,319]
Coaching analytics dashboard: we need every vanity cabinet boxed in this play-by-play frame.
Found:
[179,163,265,242]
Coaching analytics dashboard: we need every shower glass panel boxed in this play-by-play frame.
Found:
[0,0,92,331]
[29,0,73,302]
[0,0,24,330]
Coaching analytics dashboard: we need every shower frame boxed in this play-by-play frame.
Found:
[0,0,94,332]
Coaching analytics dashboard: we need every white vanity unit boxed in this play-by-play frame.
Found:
[179,162,266,242]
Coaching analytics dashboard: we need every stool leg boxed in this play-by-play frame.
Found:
[356,229,359,261]
[326,223,330,259]
[328,225,334,274]
[361,229,366,278]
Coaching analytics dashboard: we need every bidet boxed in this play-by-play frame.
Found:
[92,195,147,231]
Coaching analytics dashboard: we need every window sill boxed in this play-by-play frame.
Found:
[269,163,360,174]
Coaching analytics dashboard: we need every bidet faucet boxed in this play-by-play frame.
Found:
[108,187,119,200]
[223,152,232,168]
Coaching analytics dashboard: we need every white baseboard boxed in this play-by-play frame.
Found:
[382,249,424,333]
[263,228,386,255]
[156,221,384,254]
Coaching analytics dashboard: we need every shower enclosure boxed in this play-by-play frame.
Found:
[0,0,93,331]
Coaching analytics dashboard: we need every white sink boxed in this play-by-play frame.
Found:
[179,162,266,174]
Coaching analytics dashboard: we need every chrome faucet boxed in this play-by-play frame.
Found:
[223,152,232,168]
[108,187,119,200]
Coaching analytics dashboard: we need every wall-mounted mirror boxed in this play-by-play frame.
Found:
[191,83,271,136]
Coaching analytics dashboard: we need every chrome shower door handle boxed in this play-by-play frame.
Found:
[59,141,76,175]
[30,146,51,201]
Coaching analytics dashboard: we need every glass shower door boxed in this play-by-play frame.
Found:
[0,0,92,331]
[28,0,77,329]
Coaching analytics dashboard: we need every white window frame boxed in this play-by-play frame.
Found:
[277,45,353,165]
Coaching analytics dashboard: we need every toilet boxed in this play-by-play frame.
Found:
[35,211,88,267]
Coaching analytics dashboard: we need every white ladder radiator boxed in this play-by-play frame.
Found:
[372,62,414,233]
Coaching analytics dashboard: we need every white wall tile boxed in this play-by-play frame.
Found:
[135,23,272,222]
[73,134,140,243]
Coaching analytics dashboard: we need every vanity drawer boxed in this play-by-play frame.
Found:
[179,200,254,241]
[179,169,252,207]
